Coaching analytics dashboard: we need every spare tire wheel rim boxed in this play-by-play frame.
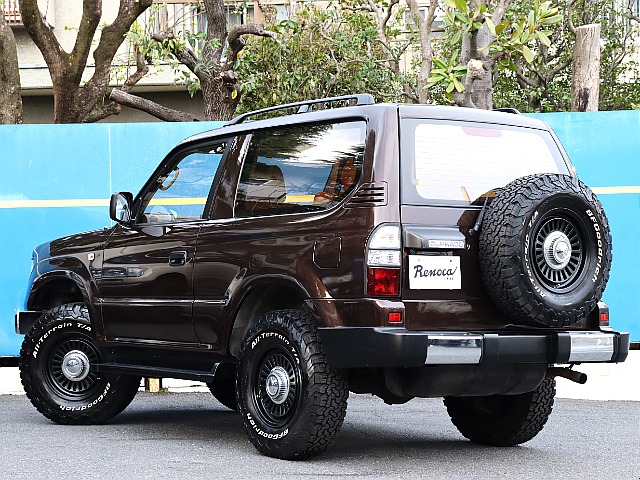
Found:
[530,211,585,293]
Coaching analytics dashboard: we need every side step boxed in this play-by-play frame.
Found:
[96,363,217,383]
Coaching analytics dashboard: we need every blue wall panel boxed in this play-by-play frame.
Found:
[529,112,640,342]
[1,114,638,356]
[0,122,221,356]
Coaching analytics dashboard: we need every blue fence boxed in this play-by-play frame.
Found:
[0,122,222,356]
[529,112,640,343]
[1,113,638,356]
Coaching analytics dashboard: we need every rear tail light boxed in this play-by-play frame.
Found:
[366,224,401,296]
[367,267,400,296]
[598,302,610,327]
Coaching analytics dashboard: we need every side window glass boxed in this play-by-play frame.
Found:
[139,143,226,223]
[235,121,366,217]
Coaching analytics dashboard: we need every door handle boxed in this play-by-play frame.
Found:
[169,250,187,266]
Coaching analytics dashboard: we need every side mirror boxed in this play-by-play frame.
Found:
[109,192,134,224]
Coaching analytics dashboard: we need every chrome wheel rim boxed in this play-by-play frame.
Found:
[47,337,100,399]
[253,347,300,429]
[532,215,584,291]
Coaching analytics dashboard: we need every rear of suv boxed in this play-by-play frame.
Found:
[16,94,629,459]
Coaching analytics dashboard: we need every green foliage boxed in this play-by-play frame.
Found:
[123,3,211,96]
[235,4,404,113]
[427,53,467,94]
[493,0,640,112]
[430,0,562,102]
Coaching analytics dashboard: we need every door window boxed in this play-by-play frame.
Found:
[138,142,226,223]
[235,122,366,217]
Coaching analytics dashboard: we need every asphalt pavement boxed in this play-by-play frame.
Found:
[1,392,638,479]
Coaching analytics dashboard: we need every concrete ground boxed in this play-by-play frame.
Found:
[1,351,638,400]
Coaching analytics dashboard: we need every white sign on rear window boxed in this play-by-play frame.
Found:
[408,255,461,290]
[414,123,559,203]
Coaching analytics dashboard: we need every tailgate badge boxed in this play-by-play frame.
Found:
[428,239,465,249]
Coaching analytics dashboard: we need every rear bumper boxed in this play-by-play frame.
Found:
[317,327,630,369]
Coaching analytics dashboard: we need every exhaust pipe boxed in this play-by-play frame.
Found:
[547,367,587,384]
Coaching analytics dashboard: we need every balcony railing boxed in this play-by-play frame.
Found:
[2,0,22,25]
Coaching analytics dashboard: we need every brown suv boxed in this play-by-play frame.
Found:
[16,94,629,459]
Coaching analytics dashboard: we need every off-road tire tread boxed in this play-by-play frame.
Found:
[19,303,140,425]
[238,309,348,460]
[479,173,611,327]
[444,378,556,446]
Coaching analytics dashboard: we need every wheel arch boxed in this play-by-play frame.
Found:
[227,278,311,357]
[28,270,90,312]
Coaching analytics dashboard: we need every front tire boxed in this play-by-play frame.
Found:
[237,309,348,459]
[19,303,141,425]
[444,378,556,446]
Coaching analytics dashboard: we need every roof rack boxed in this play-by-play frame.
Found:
[492,107,521,115]
[226,93,375,126]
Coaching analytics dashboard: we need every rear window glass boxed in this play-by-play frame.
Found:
[401,120,568,205]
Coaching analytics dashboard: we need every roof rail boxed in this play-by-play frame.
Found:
[226,93,375,126]
[493,107,521,115]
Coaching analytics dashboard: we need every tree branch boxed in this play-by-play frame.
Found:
[381,0,400,31]
[407,0,438,103]
[567,0,577,36]
[79,0,153,121]
[19,0,66,76]
[70,0,102,82]
[81,44,150,123]
[152,30,201,73]
[491,0,512,25]
[109,89,202,122]
[226,24,275,68]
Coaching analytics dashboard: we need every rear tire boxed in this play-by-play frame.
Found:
[19,303,141,425]
[444,378,555,446]
[237,309,348,459]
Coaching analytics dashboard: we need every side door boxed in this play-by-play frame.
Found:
[98,139,230,345]
[192,121,368,352]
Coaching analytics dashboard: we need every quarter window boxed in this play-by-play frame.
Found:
[235,122,366,217]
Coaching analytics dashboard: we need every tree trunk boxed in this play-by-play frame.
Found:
[202,79,239,121]
[406,0,437,104]
[0,11,23,124]
[571,24,600,112]
[20,0,152,123]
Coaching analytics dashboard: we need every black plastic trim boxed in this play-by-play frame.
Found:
[15,310,41,335]
[317,327,630,369]
[0,356,19,367]
[96,363,216,383]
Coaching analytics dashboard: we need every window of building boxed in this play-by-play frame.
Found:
[2,0,22,25]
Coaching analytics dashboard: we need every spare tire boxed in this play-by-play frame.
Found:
[479,173,611,327]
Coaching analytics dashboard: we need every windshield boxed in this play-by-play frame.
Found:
[400,119,569,206]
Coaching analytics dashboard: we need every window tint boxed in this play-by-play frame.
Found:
[139,143,225,223]
[235,122,366,217]
[401,120,568,206]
